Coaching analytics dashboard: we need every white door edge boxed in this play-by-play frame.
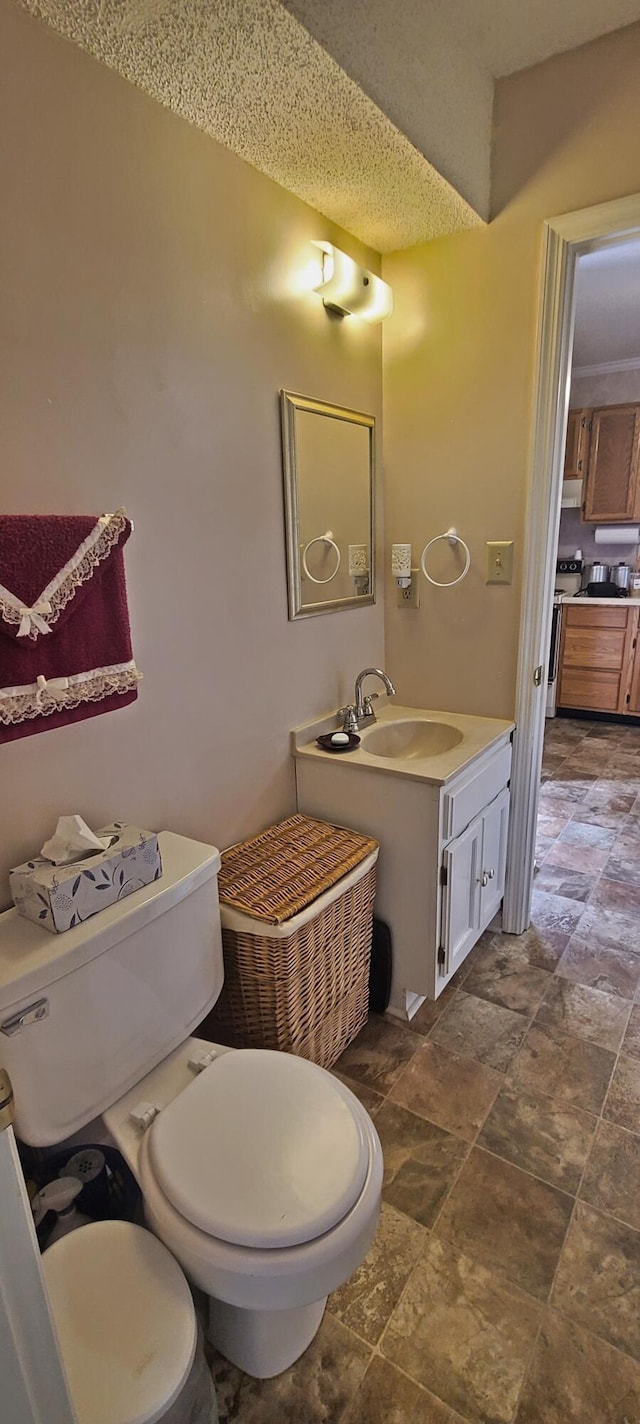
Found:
[0,1124,76,1424]
[503,192,640,934]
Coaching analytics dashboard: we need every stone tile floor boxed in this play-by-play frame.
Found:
[210,716,640,1423]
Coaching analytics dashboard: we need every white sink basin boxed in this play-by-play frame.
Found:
[361,718,464,760]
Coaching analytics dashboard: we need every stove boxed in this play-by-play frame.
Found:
[547,560,583,717]
[554,558,583,598]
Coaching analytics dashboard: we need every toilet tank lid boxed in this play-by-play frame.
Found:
[0,832,221,1012]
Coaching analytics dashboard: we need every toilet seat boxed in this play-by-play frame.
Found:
[42,1220,197,1424]
[137,1070,383,1313]
[147,1048,369,1249]
[104,1038,384,1315]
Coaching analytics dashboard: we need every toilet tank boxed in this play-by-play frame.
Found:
[0,832,223,1146]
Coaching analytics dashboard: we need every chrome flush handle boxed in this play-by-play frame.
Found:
[1,997,49,1037]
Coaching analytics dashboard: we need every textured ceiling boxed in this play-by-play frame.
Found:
[573,241,640,369]
[16,0,482,254]
[17,0,640,255]
[450,0,640,78]
[287,0,640,84]
[284,0,640,216]
[284,0,493,219]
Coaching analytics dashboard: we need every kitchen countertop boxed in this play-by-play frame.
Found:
[559,595,640,607]
[291,704,514,787]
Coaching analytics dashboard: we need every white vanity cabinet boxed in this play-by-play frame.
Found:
[293,721,512,1020]
[441,784,510,979]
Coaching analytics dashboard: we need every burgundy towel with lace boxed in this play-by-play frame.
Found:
[0,510,141,743]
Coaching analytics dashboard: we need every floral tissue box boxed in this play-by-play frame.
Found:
[10,823,162,934]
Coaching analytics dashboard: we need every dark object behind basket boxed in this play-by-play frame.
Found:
[369,916,392,1014]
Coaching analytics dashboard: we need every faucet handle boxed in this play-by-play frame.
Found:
[339,704,359,734]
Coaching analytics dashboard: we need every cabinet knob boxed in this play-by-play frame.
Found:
[479,872,489,887]
[488,868,495,879]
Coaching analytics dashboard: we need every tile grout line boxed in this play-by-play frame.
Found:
[366,1324,474,1424]
[366,981,553,1420]
[413,960,580,1424]
[510,718,636,1422]
[515,719,640,1393]
[329,1008,433,1395]
[509,1082,630,1422]
[535,749,640,1003]
[429,735,640,1405]
[355,1005,493,1419]
[373,1227,463,1421]
[379,969,602,1207]
[337,717,640,1423]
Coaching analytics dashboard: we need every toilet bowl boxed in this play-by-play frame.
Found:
[104,1040,383,1378]
[42,1219,216,1424]
[0,831,383,1380]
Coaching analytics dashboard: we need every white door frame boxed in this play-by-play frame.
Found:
[0,1073,76,1424]
[503,194,640,934]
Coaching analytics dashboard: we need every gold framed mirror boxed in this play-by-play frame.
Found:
[280,390,375,619]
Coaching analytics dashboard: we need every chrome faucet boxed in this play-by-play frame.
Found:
[341,667,396,733]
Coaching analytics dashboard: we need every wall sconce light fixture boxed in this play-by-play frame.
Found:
[312,243,393,324]
[391,543,412,589]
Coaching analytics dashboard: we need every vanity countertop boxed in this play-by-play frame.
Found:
[291,704,514,787]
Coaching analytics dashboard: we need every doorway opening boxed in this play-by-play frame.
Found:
[537,237,640,934]
[504,195,640,940]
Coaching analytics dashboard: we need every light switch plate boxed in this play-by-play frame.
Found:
[396,570,420,608]
[486,541,513,584]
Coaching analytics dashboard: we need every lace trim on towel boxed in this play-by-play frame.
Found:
[0,661,142,726]
[0,509,129,641]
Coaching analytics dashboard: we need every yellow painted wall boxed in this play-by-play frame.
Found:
[0,1,384,903]
[382,22,640,719]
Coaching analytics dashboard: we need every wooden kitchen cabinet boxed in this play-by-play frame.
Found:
[564,408,591,480]
[582,404,640,522]
[627,631,640,715]
[564,403,640,521]
[558,603,639,714]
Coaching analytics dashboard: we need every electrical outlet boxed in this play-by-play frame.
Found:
[396,571,420,608]
[486,541,513,585]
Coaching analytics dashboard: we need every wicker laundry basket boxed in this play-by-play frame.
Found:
[202,815,379,1069]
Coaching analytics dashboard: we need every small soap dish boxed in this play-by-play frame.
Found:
[316,732,361,754]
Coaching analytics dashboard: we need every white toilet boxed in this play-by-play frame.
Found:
[0,831,383,1379]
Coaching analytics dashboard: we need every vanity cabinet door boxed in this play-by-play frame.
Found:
[441,816,483,978]
[441,788,510,980]
[478,788,510,932]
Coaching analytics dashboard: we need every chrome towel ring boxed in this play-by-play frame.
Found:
[420,528,471,588]
[302,530,341,585]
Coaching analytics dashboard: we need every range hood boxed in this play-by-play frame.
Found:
[561,478,583,508]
